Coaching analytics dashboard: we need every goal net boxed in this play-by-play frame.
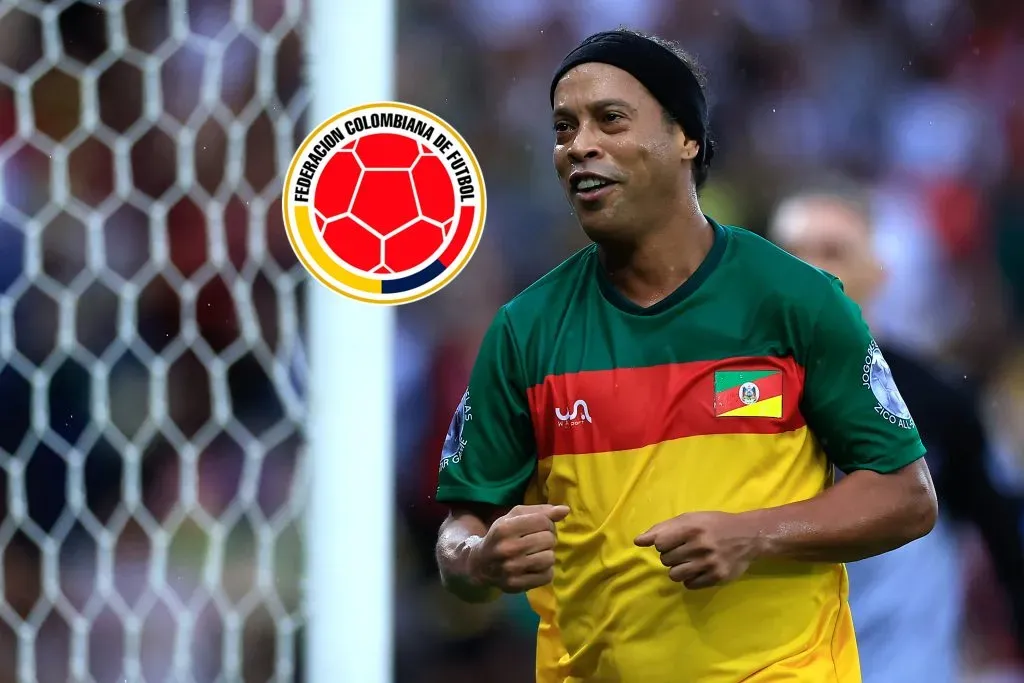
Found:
[0,1,310,680]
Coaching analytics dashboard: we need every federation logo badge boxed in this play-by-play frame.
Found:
[282,102,487,305]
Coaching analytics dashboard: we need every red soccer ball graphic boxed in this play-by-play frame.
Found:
[312,132,457,275]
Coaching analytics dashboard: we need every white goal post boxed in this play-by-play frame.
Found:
[305,2,396,683]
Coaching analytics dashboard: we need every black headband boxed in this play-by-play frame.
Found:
[550,31,713,167]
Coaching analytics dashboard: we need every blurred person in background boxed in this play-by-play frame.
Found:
[770,180,1024,683]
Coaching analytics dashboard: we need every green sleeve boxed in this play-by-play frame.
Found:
[435,307,536,507]
[800,277,926,474]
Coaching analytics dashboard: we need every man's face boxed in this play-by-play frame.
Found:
[551,63,692,240]
[771,196,884,307]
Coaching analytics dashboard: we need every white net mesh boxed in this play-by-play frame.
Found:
[0,0,310,680]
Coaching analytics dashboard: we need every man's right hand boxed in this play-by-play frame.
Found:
[467,504,570,593]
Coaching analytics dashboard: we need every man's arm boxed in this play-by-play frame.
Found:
[436,504,505,603]
[636,461,935,588]
[432,308,567,602]
[437,503,569,603]
[637,276,936,587]
[792,276,937,556]
[745,458,936,563]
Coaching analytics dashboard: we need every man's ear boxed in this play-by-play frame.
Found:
[676,129,699,162]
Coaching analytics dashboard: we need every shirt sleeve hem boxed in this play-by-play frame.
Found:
[836,442,927,475]
[435,485,520,508]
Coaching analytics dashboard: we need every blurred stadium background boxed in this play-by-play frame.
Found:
[0,0,1022,681]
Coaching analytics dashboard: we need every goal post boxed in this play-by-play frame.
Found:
[304,2,396,683]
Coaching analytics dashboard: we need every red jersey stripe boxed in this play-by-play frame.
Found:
[526,356,805,459]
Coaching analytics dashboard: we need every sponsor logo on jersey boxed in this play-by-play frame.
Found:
[555,399,592,427]
[862,340,915,430]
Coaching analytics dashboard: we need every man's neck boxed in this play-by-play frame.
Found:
[598,204,713,309]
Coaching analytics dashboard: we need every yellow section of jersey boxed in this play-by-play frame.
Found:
[522,427,861,683]
[718,395,784,418]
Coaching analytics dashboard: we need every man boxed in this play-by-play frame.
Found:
[434,29,937,683]
[770,182,1024,683]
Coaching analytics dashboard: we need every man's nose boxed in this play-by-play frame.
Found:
[566,122,602,163]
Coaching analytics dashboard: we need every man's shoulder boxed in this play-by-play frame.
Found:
[721,223,840,311]
[500,244,597,326]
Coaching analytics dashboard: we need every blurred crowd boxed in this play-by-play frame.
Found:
[0,0,1021,681]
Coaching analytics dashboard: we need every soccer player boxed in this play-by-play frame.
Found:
[434,29,938,682]
[770,181,1024,683]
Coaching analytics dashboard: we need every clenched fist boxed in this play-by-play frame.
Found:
[468,504,570,593]
[635,511,762,589]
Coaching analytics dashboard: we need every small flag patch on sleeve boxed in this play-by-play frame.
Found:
[714,370,783,418]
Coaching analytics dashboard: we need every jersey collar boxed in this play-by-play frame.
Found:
[594,216,728,316]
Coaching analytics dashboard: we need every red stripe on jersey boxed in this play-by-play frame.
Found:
[526,357,806,459]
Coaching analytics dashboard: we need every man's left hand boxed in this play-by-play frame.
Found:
[635,511,763,589]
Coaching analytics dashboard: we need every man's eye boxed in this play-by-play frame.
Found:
[553,121,571,133]
[604,112,624,122]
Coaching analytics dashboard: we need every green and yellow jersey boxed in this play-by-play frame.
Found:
[436,218,925,683]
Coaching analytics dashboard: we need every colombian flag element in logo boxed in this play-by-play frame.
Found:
[281,101,487,306]
[714,370,783,418]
